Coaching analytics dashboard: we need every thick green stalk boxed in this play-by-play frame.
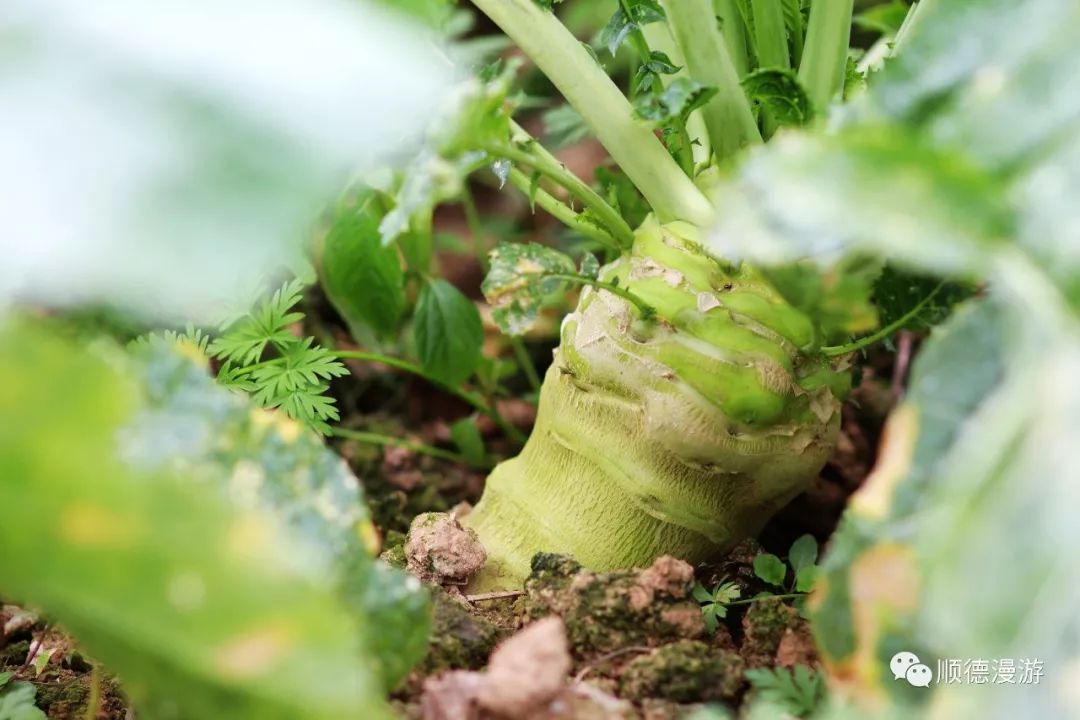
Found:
[463,219,846,590]
[662,0,762,162]
[470,0,714,226]
[798,0,854,109]
[715,0,751,78]
[787,0,805,66]
[751,0,790,138]
[752,0,790,69]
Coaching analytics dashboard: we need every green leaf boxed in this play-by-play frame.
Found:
[842,56,867,101]
[0,680,46,720]
[741,69,813,127]
[579,253,601,280]
[138,340,431,690]
[414,278,484,385]
[204,281,347,435]
[761,259,880,345]
[788,534,818,572]
[794,565,820,593]
[595,166,651,230]
[634,50,681,94]
[702,604,723,633]
[209,280,307,366]
[853,0,910,35]
[599,0,666,57]
[482,242,578,335]
[542,104,591,149]
[713,580,741,605]
[249,339,348,401]
[692,582,714,603]
[450,417,488,467]
[636,78,719,125]
[753,553,787,587]
[30,649,55,678]
[872,264,974,334]
[320,192,406,339]
[745,666,823,717]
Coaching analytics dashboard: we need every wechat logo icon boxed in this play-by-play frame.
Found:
[891,651,933,687]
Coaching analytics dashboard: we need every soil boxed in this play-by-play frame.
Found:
[0,608,128,719]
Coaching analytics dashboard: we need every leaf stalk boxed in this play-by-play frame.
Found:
[661,0,763,162]
[469,0,715,226]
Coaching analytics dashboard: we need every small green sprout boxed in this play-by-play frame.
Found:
[754,533,821,594]
[745,665,825,718]
[692,578,741,633]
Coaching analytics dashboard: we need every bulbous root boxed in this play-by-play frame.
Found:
[464,218,847,591]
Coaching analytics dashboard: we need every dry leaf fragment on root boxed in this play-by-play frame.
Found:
[406,511,487,586]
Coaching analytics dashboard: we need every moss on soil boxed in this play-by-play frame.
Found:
[740,597,798,668]
[1,639,30,666]
[420,589,506,674]
[619,640,745,703]
[34,675,89,718]
[523,554,706,657]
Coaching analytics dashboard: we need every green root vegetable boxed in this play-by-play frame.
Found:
[464,218,848,590]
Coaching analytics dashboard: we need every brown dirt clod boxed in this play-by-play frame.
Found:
[740,597,798,669]
[774,624,819,668]
[477,617,572,717]
[406,512,487,586]
[419,617,572,720]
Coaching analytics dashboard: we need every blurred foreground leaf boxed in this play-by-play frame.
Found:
[695,0,1080,716]
[706,0,1080,309]
[0,0,451,321]
[0,323,430,718]
[812,296,1080,717]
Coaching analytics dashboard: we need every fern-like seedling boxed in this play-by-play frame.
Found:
[209,279,348,434]
[130,324,211,356]
[744,665,825,718]
[692,578,741,633]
